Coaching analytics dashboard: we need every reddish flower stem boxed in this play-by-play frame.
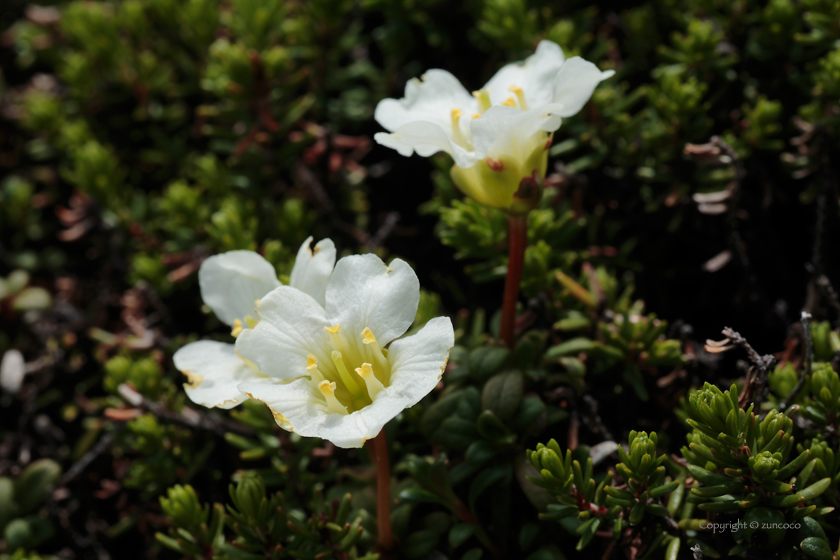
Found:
[500,214,528,348]
[373,429,394,552]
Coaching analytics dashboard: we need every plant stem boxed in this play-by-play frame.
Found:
[373,429,394,552]
[500,214,528,348]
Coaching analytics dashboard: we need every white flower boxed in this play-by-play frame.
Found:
[235,254,455,448]
[173,237,335,409]
[374,41,614,212]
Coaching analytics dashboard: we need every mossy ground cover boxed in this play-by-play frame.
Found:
[1,0,840,559]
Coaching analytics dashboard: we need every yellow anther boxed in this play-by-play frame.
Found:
[472,89,492,113]
[306,354,324,382]
[244,314,258,328]
[332,351,364,399]
[451,108,463,120]
[472,113,481,119]
[231,319,243,338]
[361,328,377,345]
[355,363,385,400]
[318,381,348,415]
[502,97,517,107]
[508,85,527,110]
[325,324,341,334]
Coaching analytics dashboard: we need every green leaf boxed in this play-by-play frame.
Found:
[800,537,834,560]
[469,467,506,510]
[403,530,439,558]
[469,347,509,381]
[545,338,596,360]
[798,478,831,501]
[466,439,502,465]
[14,459,61,513]
[461,548,484,560]
[397,487,446,506]
[481,370,523,421]
[449,523,477,547]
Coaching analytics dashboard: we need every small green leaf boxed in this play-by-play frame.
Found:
[800,537,833,560]
[448,523,477,548]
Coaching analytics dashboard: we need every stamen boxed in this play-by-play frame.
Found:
[325,324,341,334]
[332,351,364,399]
[472,114,481,119]
[244,314,257,328]
[355,363,385,400]
[231,319,243,337]
[306,354,324,383]
[450,108,466,147]
[361,327,389,370]
[361,328,377,345]
[319,381,348,414]
[502,97,516,108]
[472,89,492,113]
[508,85,527,110]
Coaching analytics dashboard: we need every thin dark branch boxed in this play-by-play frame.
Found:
[711,327,774,407]
[780,312,813,411]
[59,425,124,487]
[366,211,400,252]
[117,384,256,437]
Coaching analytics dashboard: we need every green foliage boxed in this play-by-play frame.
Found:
[3,0,840,558]
[0,460,61,553]
[156,477,377,559]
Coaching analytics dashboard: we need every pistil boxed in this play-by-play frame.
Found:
[472,89,492,113]
[319,381,348,414]
[356,363,385,400]
[332,351,365,399]
[450,108,467,147]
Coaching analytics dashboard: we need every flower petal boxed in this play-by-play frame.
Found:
[374,124,479,168]
[325,254,420,346]
[483,40,566,108]
[235,286,332,381]
[199,251,281,327]
[239,378,411,448]
[375,69,476,132]
[173,340,268,409]
[386,316,455,409]
[551,57,615,117]
[289,236,336,308]
[374,69,480,167]
[471,103,565,161]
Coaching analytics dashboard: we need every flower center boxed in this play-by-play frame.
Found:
[231,299,261,337]
[308,323,392,414]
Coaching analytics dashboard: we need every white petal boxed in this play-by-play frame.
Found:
[374,69,480,167]
[289,237,336,308]
[386,316,455,409]
[551,57,615,117]
[374,124,479,168]
[0,349,26,394]
[483,40,566,108]
[235,286,333,381]
[471,103,564,161]
[375,69,476,132]
[239,317,454,448]
[173,340,268,409]
[199,251,281,327]
[325,254,420,346]
[239,378,410,448]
